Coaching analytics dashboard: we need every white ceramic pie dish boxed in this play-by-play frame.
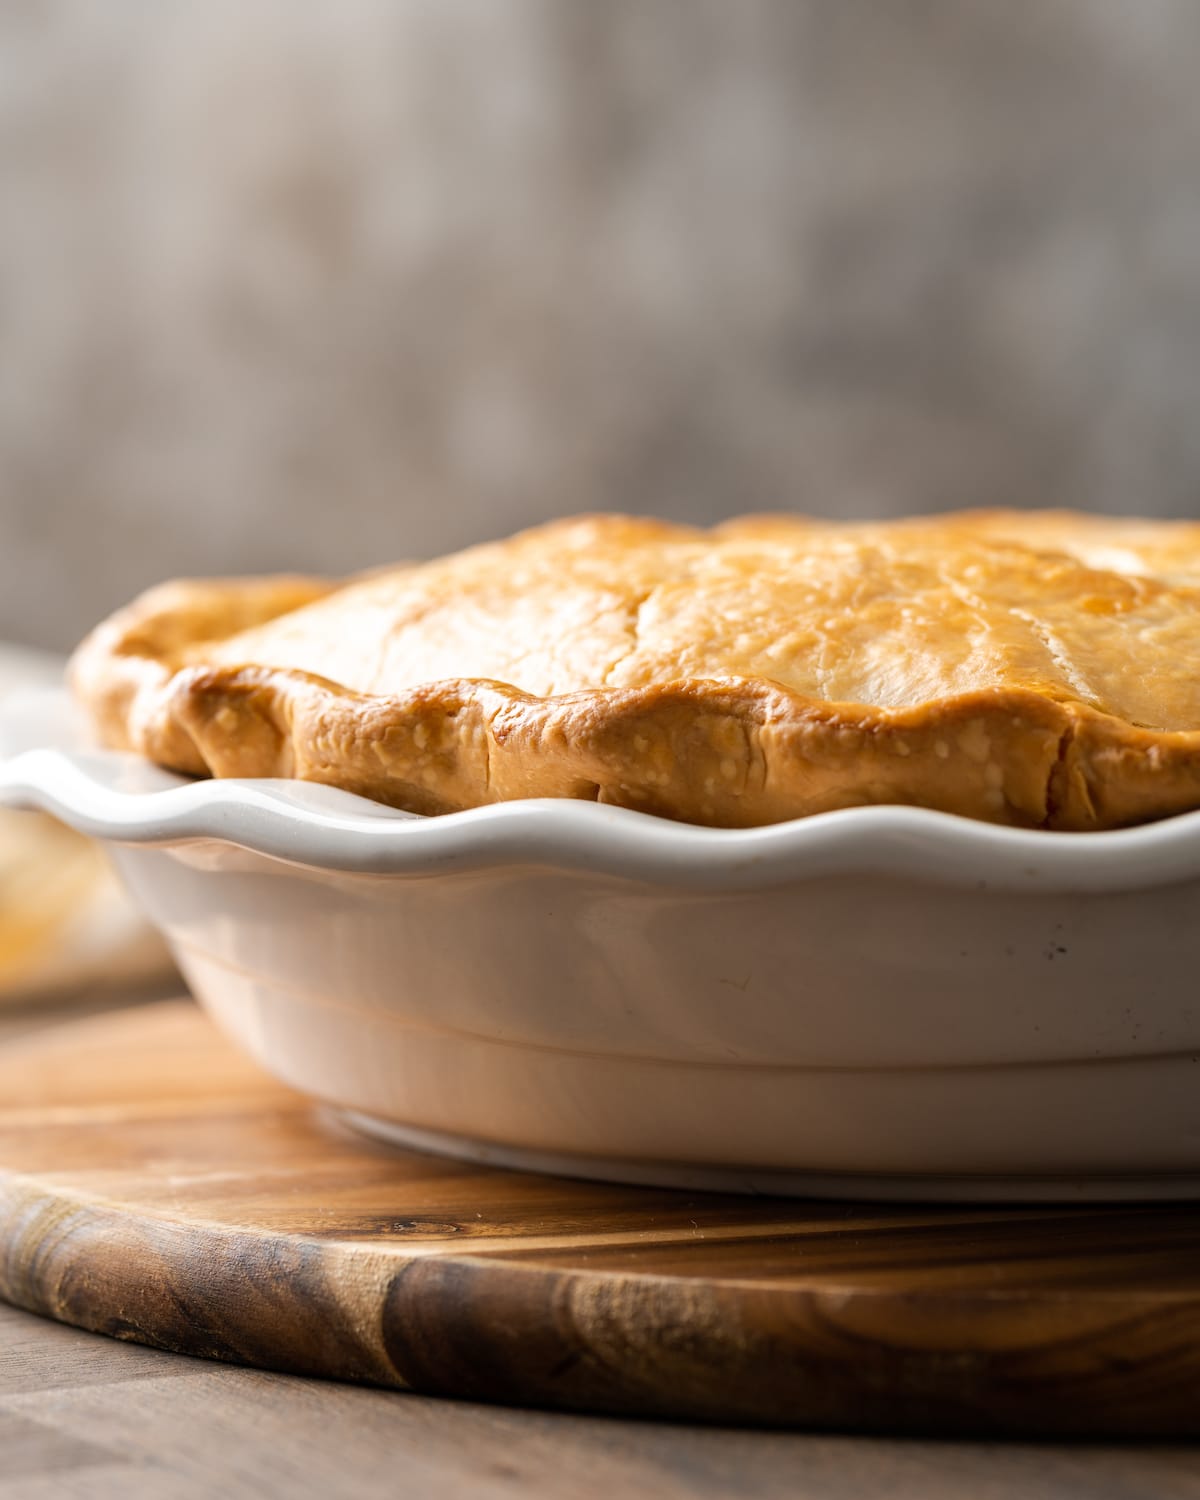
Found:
[5,687,1200,1200]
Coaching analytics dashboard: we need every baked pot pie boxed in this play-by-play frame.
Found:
[69,511,1200,831]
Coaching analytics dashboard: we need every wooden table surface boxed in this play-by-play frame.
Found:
[3,1000,1200,1500]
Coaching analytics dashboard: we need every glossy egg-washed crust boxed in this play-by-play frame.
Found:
[69,512,1200,830]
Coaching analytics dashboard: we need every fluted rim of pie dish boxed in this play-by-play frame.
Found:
[3,687,1200,892]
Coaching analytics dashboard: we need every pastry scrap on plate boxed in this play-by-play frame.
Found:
[0,646,173,1002]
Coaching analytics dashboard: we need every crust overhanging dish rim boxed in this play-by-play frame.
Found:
[4,689,1200,891]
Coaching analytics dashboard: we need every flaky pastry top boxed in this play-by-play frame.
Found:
[69,512,1200,830]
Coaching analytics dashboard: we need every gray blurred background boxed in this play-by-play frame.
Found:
[3,0,1200,650]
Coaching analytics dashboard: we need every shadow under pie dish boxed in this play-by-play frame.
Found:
[5,509,1200,1199]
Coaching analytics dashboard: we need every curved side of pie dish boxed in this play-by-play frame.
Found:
[68,512,1200,831]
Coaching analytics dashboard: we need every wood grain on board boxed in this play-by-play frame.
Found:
[3,1001,1200,1437]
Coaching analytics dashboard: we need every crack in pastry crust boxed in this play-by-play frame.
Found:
[68,512,1200,830]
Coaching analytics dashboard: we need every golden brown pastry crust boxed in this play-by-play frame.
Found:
[68,512,1200,830]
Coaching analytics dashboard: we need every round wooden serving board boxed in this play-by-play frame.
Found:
[4,1001,1200,1436]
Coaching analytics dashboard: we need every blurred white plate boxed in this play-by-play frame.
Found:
[0,652,172,1006]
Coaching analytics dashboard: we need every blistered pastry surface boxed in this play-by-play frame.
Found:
[68,512,1200,829]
